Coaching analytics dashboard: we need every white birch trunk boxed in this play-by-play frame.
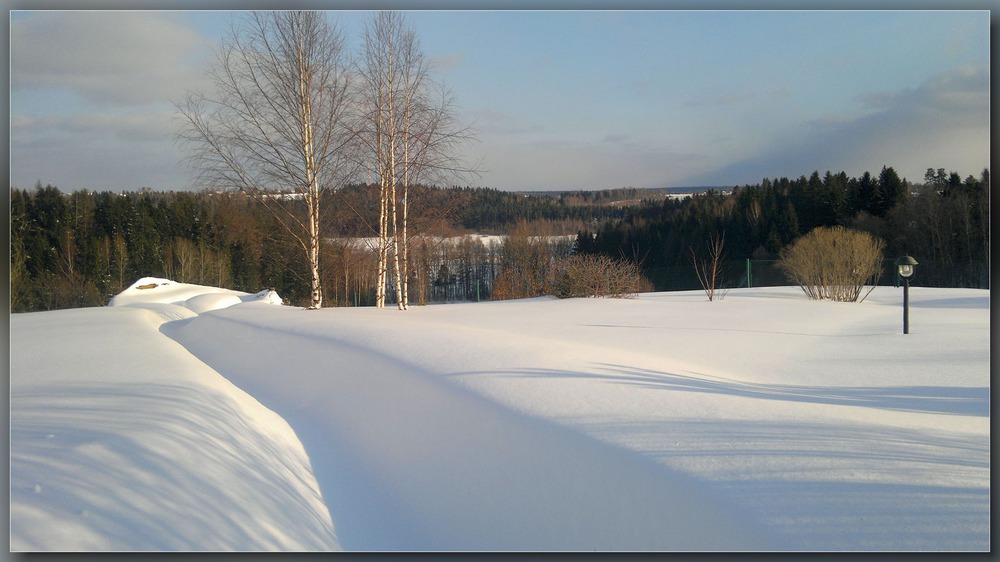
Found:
[298,24,323,309]
[375,78,389,309]
[388,43,406,311]
[376,172,388,308]
[399,39,413,311]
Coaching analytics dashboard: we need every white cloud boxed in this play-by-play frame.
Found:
[689,65,990,186]
[10,11,213,106]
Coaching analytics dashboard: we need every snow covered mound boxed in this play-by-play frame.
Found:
[108,277,283,313]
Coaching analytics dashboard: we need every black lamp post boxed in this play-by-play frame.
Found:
[895,255,917,334]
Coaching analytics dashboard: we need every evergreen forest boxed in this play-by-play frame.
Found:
[9,166,990,312]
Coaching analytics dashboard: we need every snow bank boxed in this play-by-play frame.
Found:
[12,279,989,552]
[10,303,337,551]
[108,277,282,312]
[164,285,989,551]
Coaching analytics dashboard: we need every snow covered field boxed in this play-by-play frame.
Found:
[10,278,990,551]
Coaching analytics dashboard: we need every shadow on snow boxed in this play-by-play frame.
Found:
[454,364,989,418]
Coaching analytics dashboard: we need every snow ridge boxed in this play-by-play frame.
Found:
[11,282,336,551]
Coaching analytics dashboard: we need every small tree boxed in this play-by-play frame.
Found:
[778,226,884,302]
[689,233,727,302]
[491,223,557,300]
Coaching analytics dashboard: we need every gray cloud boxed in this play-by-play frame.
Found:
[465,108,546,136]
[9,12,215,190]
[683,91,757,108]
[855,64,988,113]
[11,130,188,191]
[10,108,190,191]
[430,52,465,73]
[13,112,177,143]
[477,137,709,191]
[687,65,990,186]
[11,11,212,106]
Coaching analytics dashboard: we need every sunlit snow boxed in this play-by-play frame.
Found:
[10,277,989,551]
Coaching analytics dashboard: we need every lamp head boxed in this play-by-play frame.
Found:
[895,255,917,278]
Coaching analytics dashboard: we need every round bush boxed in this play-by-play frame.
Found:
[777,226,884,302]
[553,254,651,299]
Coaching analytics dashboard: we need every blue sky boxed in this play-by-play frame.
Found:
[9,8,991,192]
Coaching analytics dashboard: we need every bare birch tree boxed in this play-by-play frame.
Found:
[178,11,353,308]
[356,11,476,309]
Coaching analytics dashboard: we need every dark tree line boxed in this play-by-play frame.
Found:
[405,186,628,233]
[10,185,305,311]
[323,184,628,236]
[574,167,990,291]
[9,166,988,312]
[9,183,622,311]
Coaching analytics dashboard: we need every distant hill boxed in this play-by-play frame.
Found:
[514,186,731,197]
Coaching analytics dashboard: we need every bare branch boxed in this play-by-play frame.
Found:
[690,233,727,302]
[354,11,478,309]
[177,11,352,308]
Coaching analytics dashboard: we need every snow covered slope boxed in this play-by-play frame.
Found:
[10,279,335,551]
[164,306,773,551]
[10,278,990,551]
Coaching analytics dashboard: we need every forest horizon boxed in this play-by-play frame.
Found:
[11,164,990,312]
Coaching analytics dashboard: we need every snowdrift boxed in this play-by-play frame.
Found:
[107,276,283,310]
[10,277,990,551]
[164,308,772,550]
[11,279,333,551]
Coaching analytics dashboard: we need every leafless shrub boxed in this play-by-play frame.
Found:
[553,254,651,299]
[689,233,727,302]
[777,226,884,302]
